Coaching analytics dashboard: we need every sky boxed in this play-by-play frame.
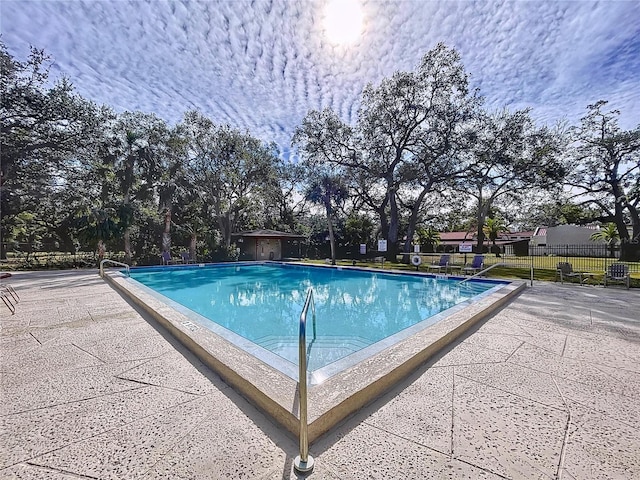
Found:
[2,0,639,161]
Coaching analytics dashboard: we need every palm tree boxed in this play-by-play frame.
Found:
[74,207,121,264]
[305,174,348,265]
[416,226,441,253]
[483,216,507,257]
[590,223,620,258]
[120,130,141,264]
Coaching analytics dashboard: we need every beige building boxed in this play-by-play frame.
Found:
[529,225,603,255]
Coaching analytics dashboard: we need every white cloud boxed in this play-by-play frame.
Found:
[1,0,638,160]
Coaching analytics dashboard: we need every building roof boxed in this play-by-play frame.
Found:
[438,231,475,241]
[504,230,535,239]
[231,229,306,239]
[437,230,534,245]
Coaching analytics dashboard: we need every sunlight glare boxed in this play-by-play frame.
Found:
[323,0,364,46]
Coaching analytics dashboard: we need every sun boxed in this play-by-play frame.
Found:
[323,0,364,46]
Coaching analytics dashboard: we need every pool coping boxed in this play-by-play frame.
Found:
[103,263,525,443]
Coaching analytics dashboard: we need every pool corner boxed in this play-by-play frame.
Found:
[102,268,525,443]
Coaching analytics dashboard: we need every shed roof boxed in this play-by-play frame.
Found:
[231,229,306,239]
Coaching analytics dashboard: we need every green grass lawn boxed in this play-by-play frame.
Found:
[305,257,639,288]
[3,250,637,288]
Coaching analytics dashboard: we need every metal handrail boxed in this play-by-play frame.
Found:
[459,259,534,286]
[99,259,130,278]
[293,288,315,473]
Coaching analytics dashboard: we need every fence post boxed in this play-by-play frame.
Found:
[531,255,534,286]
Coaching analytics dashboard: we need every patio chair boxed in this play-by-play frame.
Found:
[604,263,630,289]
[180,251,196,264]
[426,254,450,273]
[462,255,484,276]
[555,262,592,284]
[161,251,174,265]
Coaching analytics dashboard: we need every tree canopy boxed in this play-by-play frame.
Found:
[566,101,640,260]
[3,41,638,265]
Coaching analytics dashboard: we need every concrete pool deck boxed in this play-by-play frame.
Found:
[1,270,639,479]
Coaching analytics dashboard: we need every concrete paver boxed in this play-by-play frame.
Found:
[431,341,510,367]
[0,361,142,416]
[117,350,224,396]
[1,270,639,479]
[454,362,565,409]
[140,393,288,480]
[365,366,454,455]
[461,331,524,355]
[1,386,196,468]
[0,463,83,479]
[313,422,502,480]
[453,375,566,479]
[563,400,640,480]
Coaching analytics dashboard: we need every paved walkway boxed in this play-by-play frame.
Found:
[1,270,639,479]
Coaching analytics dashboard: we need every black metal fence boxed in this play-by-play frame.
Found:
[416,246,639,274]
[2,243,639,274]
[527,244,616,258]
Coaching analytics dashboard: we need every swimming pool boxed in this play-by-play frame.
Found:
[105,262,524,441]
[128,263,506,382]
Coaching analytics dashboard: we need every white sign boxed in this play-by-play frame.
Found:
[459,244,473,253]
[360,244,367,255]
[413,244,420,253]
[378,239,388,252]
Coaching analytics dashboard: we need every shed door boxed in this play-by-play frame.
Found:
[258,240,268,259]
[257,239,280,260]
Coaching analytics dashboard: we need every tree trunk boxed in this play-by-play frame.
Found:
[619,195,640,261]
[387,186,399,261]
[97,240,106,265]
[620,241,640,262]
[612,182,631,244]
[475,197,489,253]
[123,153,134,265]
[326,202,337,265]
[328,215,337,265]
[625,201,640,242]
[123,228,132,264]
[378,204,389,242]
[189,233,197,260]
[372,191,390,244]
[218,214,232,248]
[161,207,172,253]
[403,188,429,257]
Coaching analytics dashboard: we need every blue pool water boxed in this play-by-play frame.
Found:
[129,263,504,374]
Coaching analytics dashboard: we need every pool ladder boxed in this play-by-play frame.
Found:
[294,288,316,473]
[99,259,130,278]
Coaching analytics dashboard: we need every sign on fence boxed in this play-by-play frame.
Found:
[378,239,387,252]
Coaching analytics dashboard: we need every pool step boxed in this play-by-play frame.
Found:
[255,334,371,352]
